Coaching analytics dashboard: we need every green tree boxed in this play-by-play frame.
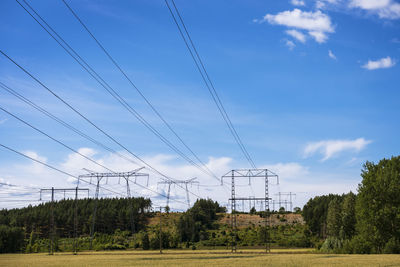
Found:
[355,157,400,253]
[0,225,25,253]
[249,207,256,215]
[303,194,343,238]
[177,198,225,242]
[141,232,150,250]
[326,198,341,238]
[341,192,356,240]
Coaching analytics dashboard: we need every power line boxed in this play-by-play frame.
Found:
[0,91,191,206]
[0,143,124,197]
[169,0,256,168]
[0,106,121,175]
[60,0,220,183]
[165,0,256,168]
[15,0,231,197]
[0,81,140,167]
[0,143,189,207]
[16,0,218,184]
[0,50,201,201]
[0,105,134,196]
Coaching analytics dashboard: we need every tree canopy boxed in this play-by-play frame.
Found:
[355,156,400,253]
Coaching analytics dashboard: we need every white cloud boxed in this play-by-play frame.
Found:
[317,0,340,8]
[0,147,236,210]
[263,162,309,180]
[264,9,334,32]
[350,0,400,19]
[304,138,372,161]
[0,118,7,124]
[328,49,337,59]
[286,29,307,42]
[262,9,334,43]
[291,0,306,6]
[316,1,327,9]
[309,30,329,42]
[362,56,396,70]
[350,0,391,10]
[377,2,400,19]
[0,148,364,211]
[286,40,296,50]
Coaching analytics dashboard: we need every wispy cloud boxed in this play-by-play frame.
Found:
[286,40,296,50]
[350,0,391,10]
[350,0,400,19]
[329,49,337,60]
[261,9,335,43]
[263,162,309,179]
[0,118,7,124]
[291,0,306,6]
[0,147,365,210]
[304,138,372,161]
[362,56,396,70]
[286,29,307,43]
[316,0,340,9]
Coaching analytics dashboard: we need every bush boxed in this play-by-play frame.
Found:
[341,239,353,254]
[320,237,342,253]
[383,238,400,254]
[350,235,372,254]
[141,232,150,250]
[149,231,170,250]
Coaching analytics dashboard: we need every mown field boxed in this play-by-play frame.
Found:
[1,249,400,267]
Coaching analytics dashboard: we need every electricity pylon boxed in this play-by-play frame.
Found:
[79,167,149,249]
[39,187,89,255]
[158,177,199,209]
[275,192,296,212]
[222,169,278,253]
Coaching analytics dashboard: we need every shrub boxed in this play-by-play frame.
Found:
[141,232,150,250]
[341,239,353,254]
[383,238,400,254]
[103,243,126,250]
[320,237,342,253]
[350,235,372,254]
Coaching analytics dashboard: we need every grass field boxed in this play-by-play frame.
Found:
[1,249,400,267]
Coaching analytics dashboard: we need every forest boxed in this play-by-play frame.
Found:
[0,156,399,254]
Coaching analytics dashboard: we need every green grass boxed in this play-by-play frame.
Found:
[1,249,400,267]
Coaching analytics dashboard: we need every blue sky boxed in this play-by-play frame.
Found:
[0,0,399,210]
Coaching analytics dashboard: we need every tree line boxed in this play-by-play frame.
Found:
[303,156,400,253]
[1,156,399,253]
[0,197,152,252]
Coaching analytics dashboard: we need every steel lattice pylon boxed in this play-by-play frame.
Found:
[158,177,198,209]
[40,187,89,255]
[79,167,149,249]
[222,169,278,253]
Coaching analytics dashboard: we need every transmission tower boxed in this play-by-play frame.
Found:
[270,199,289,212]
[222,169,278,253]
[158,177,199,209]
[39,187,89,255]
[79,167,149,249]
[275,192,296,212]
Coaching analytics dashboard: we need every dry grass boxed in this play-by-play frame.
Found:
[148,212,304,229]
[219,213,304,228]
[1,249,400,267]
